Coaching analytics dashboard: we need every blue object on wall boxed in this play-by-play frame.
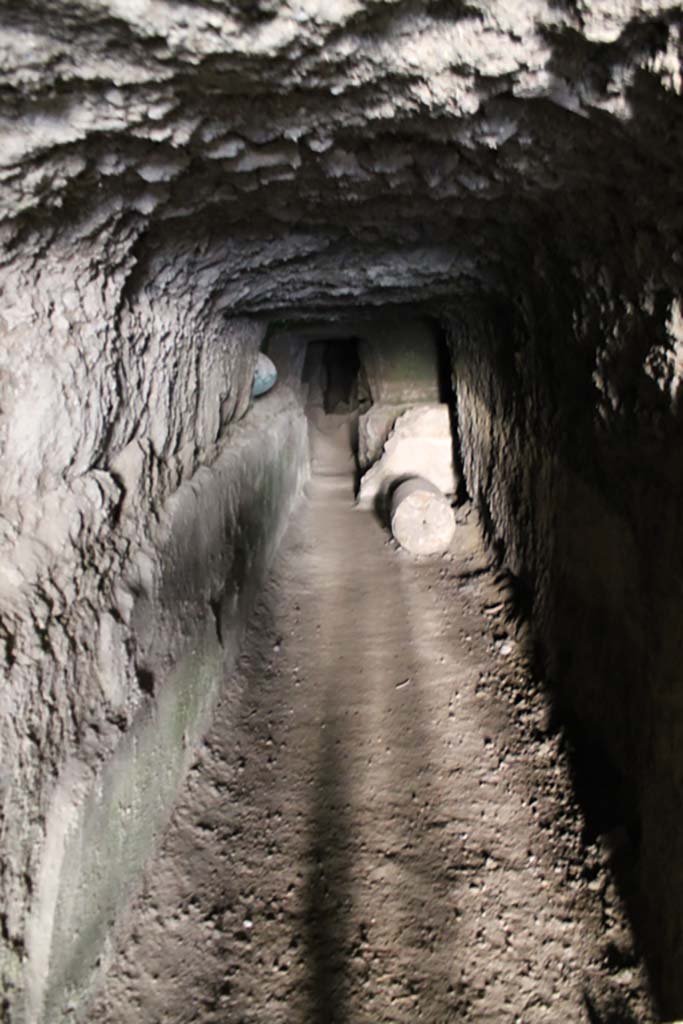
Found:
[252,352,278,397]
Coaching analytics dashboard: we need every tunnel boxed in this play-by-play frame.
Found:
[1,2,683,1022]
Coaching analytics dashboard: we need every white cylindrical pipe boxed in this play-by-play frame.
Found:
[390,477,455,556]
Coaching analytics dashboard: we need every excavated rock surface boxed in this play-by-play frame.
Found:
[2,0,682,317]
[2,0,683,1019]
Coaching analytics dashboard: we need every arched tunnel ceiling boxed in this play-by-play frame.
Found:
[1,0,682,314]
[3,7,683,1021]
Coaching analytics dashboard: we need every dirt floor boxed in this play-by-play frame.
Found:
[89,414,656,1024]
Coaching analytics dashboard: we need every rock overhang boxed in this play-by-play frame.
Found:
[1,0,681,317]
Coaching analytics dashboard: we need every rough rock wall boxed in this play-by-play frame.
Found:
[448,236,683,1015]
[2,0,682,314]
[28,389,308,1024]
[2,0,683,1019]
[0,226,309,1021]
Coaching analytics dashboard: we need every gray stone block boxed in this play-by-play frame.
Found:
[357,403,458,508]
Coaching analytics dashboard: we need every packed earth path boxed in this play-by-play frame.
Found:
[89,416,655,1024]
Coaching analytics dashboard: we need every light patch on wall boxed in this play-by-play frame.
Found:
[666,296,683,397]
[643,296,683,400]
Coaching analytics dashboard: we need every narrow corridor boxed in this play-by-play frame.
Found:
[90,420,653,1024]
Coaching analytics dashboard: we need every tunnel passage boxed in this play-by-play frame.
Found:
[302,339,362,416]
[269,316,459,507]
[2,1,683,1022]
[88,334,655,1024]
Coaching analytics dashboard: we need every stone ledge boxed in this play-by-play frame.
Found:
[23,390,309,1024]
